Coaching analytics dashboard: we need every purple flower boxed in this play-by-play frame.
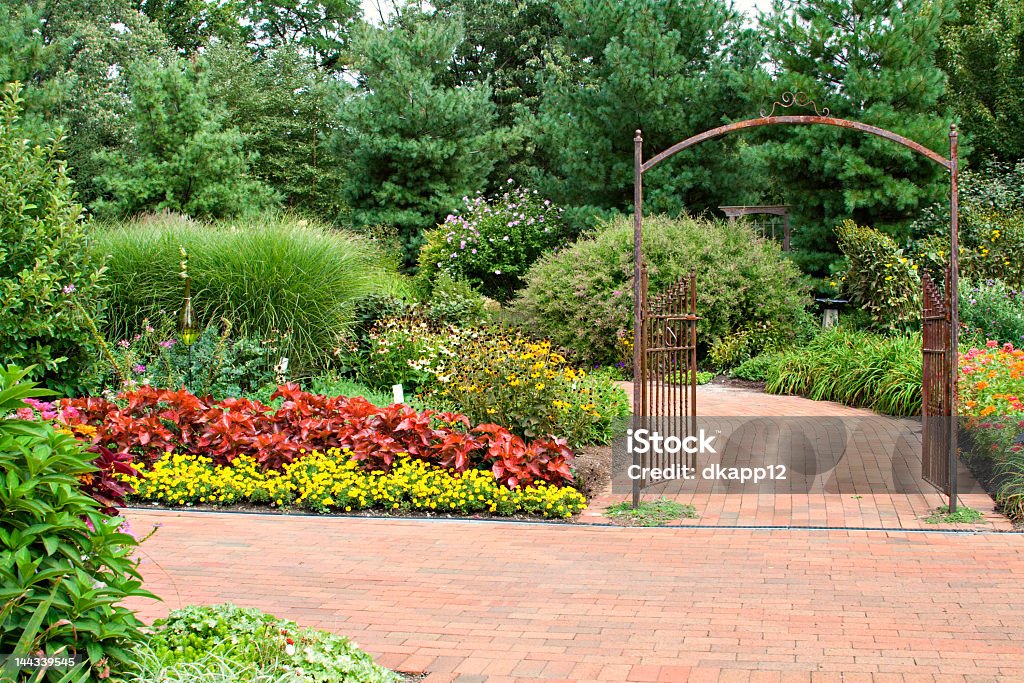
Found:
[133,364,147,374]
[62,284,76,295]
[159,340,176,348]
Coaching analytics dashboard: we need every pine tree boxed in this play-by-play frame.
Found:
[205,41,351,223]
[93,57,278,219]
[532,0,766,230]
[940,0,1024,165]
[0,0,174,206]
[758,0,957,271]
[336,10,508,262]
[434,0,562,126]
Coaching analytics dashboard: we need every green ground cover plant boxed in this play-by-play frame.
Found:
[730,354,779,382]
[604,498,698,527]
[513,214,810,366]
[131,603,398,683]
[925,505,984,524]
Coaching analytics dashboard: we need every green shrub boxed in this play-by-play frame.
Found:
[135,603,397,683]
[763,328,922,416]
[0,83,106,395]
[912,160,1024,289]
[92,212,402,373]
[835,220,921,331]
[513,214,810,366]
[0,366,153,681]
[425,274,488,325]
[959,278,1024,347]
[730,354,778,382]
[416,184,568,302]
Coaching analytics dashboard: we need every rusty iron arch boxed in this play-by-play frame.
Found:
[631,92,961,510]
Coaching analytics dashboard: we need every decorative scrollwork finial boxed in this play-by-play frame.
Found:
[760,91,830,118]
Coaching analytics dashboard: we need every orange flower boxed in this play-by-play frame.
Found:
[980,405,997,417]
[976,381,989,390]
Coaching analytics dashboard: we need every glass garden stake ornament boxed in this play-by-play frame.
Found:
[178,277,198,389]
[177,246,199,390]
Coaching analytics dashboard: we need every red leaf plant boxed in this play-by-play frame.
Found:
[58,385,577,489]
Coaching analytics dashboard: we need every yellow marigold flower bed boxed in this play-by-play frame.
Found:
[126,449,587,519]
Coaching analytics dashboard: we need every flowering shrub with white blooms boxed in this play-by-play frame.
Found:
[416,181,567,302]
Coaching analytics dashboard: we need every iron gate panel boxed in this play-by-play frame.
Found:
[921,270,952,495]
[634,269,698,498]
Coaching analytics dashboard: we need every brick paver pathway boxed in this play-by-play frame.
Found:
[586,385,1009,530]
[126,510,1024,682]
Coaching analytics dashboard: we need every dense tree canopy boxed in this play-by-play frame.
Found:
[1,0,1021,274]
[93,57,277,219]
[756,0,956,271]
[940,0,1024,165]
[531,0,766,230]
[335,9,508,261]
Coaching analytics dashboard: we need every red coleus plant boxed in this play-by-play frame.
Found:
[59,384,576,488]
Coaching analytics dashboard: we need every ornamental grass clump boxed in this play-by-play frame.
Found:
[763,327,923,416]
[92,211,404,373]
[135,603,398,683]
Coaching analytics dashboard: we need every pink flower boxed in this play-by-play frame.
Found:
[159,340,176,348]
[15,408,34,420]
[62,284,75,294]
[987,340,999,348]
[118,339,130,349]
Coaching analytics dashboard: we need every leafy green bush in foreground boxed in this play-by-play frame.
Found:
[132,603,398,683]
[0,366,153,681]
[0,83,106,395]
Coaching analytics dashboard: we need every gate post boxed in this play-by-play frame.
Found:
[632,129,643,508]
[948,125,960,512]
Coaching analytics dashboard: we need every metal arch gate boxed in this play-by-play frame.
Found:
[631,91,962,510]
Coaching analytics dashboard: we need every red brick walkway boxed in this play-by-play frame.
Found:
[125,510,1024,682]
[587,385,1009,530]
